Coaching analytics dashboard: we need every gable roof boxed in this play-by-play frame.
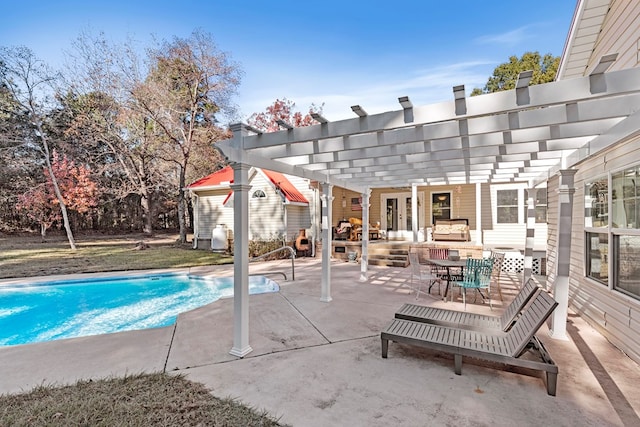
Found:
[557,0,611,80]
[187,165,308,204]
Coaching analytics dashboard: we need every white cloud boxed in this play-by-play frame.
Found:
[236,60,496,122]
[474,25,534,47]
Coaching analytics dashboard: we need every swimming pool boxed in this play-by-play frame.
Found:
[0,274,279,346]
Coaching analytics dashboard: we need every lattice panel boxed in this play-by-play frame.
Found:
[500,255,544,275]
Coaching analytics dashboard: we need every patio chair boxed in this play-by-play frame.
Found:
[394,278,540,332]
[451,258,494,310]
[489,251,506,301]
[408,251,440,300]
[428,247,457,281]
[381,290,559,395]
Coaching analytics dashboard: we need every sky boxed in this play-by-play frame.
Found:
[0,1,578,122]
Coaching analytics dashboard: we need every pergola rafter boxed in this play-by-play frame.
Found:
[218,66,640,190]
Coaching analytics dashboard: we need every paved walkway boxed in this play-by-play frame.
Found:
[1,259,639,426]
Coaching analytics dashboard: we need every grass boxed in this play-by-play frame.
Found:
[0,373,287,426]
[0,233,234,279]
[0,232,289,426]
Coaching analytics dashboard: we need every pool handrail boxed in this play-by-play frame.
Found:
[249,245,295,281]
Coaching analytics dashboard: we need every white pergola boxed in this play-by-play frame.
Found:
[217,64,640,357]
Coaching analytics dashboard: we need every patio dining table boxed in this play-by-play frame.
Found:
[423,258,467,300]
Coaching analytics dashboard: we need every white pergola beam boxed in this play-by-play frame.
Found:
[217,67,640,190]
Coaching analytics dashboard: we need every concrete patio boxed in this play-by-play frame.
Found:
[1,258,639,426]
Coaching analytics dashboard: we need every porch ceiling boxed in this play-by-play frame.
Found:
[217,66,640,193]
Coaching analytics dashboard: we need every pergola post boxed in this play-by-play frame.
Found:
[475,183,483,245]
[360,189,371,282]
[320,182,333,302]
[523,187,537,284]
[411,184,419,242]
[549,169,577,341]
[230,161,253,357]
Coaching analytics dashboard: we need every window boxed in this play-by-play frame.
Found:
[615,235,640,298]
[431,193,450,224]
[497,189,518,223]
[585,177,608,228]
[586,232,608,284]
[612,167,639,229]
[585,166,640,299]
[252,189,266,199]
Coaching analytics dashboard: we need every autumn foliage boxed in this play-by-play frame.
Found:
[17,151,98,236]
[247,98,322,133]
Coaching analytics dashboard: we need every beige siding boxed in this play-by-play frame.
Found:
[568,135,640,364]
[588,0,640,73]
[480,183,493,231]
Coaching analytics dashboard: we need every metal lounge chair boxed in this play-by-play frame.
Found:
[381,290,559,395]
[394,278,540,332]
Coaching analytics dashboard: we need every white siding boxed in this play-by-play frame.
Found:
[482,183,548,250]
[248,172,286,240]
[588,0,640,73]
[192,171,315,246]
[568,135,640,364]
[285,205,312,244]
[545,176,560,289]
[196,190,234,238]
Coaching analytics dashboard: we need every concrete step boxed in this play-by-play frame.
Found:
[369,254,409,267]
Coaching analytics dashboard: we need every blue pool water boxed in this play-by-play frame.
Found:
[0,274,278,346]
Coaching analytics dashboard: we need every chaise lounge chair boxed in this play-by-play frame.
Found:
[394,278,540,332]
[381,290,559,395]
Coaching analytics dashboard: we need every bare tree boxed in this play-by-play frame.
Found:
[0,46,77,249]
[63,31,167,235]
[133,29,241,243]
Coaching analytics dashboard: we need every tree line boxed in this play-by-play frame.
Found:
[1,29,241,247]
[1,31,556,250]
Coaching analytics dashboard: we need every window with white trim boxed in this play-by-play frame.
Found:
[252,189,267,199]
[585,167,640,299]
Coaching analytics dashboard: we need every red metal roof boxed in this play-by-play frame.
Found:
[187,165,234,188]
[262,170,309,204]
[188,166,308,204]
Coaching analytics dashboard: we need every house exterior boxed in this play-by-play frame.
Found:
[187,166,318,251]
[209,1,640,359]
[332,183,548,250]
[546,0,640,364]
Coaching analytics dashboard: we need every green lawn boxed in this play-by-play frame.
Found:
[0,233,234,279]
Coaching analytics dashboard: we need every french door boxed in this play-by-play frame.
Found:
[381,192,424,240]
